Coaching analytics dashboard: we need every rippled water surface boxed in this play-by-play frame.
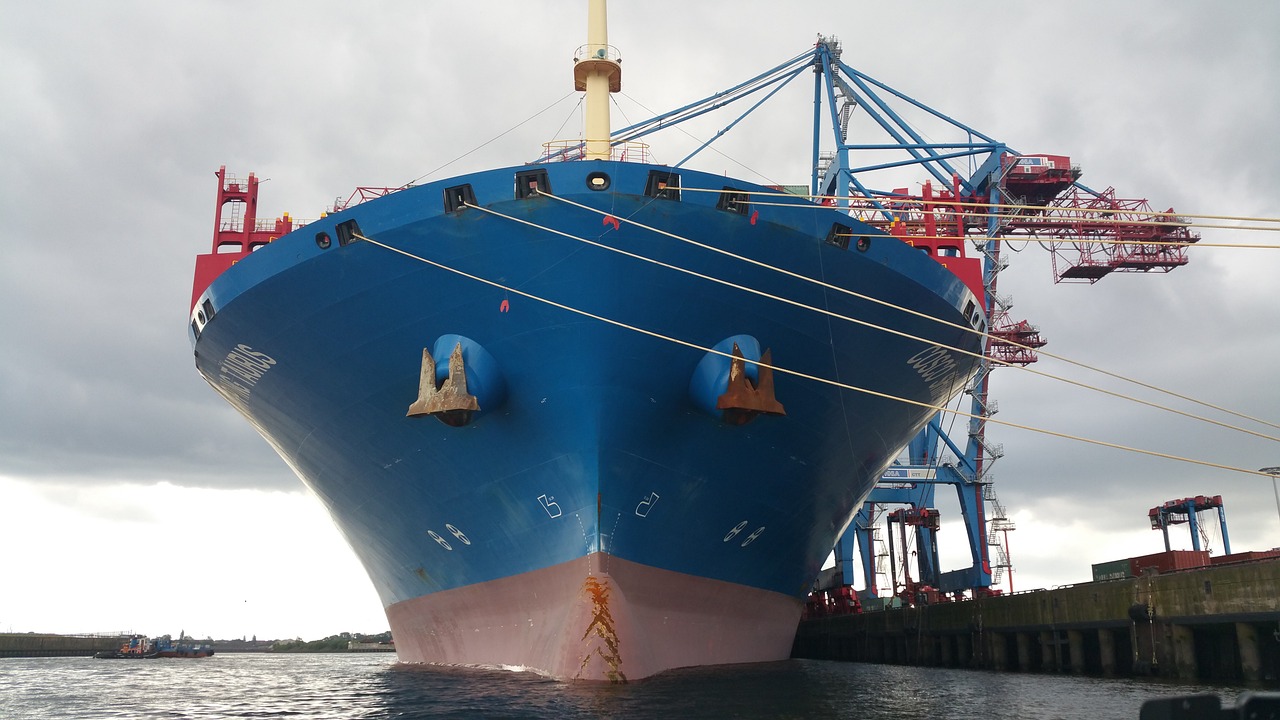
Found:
[0,653,1250,719]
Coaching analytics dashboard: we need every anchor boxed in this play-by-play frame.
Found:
[715,343,785,425]
[407,342,480,427]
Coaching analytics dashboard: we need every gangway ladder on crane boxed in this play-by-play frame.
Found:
[985,484,1016,589]
[871,525,890,592]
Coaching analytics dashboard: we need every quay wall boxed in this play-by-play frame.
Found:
[792,558,1280,684]
[0,633,123,658]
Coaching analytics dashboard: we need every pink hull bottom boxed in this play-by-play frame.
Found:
[386,553,803,682]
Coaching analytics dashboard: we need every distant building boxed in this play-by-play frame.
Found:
[347,641,396,652]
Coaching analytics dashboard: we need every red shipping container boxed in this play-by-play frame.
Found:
[1209,550,1280,566]
[1129,550,1210,576]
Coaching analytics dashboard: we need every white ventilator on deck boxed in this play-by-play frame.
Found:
[573,0,621,160]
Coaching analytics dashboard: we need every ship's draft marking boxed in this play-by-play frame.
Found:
[724,521,749,542]
[635,492,659,518]
[445,524,471,545]
[741,526,766,547]
[538,494,563,518]
[427,530,452,551]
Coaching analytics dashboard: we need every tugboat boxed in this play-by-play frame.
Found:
[94,633,214,659]
[94,634,157,659]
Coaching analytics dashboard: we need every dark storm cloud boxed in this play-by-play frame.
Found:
[1,0,1276,573]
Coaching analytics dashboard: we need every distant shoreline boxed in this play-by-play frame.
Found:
[1,632,394,658]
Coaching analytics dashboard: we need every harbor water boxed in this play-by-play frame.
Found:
[0,653,1251,719]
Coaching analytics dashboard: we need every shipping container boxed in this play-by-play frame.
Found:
[1129,550,1210,576]
[1209,550,1280,565]
[1092,558,1135,582]
[861,597,903,612]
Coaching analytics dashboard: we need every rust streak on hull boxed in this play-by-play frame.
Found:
[577,576,626,682]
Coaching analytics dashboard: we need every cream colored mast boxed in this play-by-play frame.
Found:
[573,0,621,160]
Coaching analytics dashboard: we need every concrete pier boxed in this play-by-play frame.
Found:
[793,557,1280,684]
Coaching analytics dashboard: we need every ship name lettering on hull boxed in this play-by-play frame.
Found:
[216,344,278,406]
[906,345,959,401]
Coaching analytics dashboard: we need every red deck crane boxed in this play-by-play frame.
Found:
[995,155,1200,283]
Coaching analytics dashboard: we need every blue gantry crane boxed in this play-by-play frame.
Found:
[794,37,1196,606]
[580,35,1196,608]
[1150,495,1232,555]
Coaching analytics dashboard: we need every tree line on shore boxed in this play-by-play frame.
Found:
[270,631,392,652]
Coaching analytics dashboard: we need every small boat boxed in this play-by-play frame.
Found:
[152,634,215,658]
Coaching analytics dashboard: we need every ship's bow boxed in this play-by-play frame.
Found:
[386,552,802,681]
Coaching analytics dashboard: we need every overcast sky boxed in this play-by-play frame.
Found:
[2,1,1277,640]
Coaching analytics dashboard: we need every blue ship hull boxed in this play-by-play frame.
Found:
[190,160,983,679]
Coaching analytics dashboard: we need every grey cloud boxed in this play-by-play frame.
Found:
[1,1,1277,563]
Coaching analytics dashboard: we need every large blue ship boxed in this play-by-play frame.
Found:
[188,1,985,681]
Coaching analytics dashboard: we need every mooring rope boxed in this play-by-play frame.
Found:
[473,196,1279,444]
[353,230,1276,481]
[688,186,1280,233]
[536,190,1280,435]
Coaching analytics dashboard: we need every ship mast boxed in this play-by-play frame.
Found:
[574,0,621,160]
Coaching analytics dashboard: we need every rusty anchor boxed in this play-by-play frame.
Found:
[406,342,480,427]
[715,343,786,426]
